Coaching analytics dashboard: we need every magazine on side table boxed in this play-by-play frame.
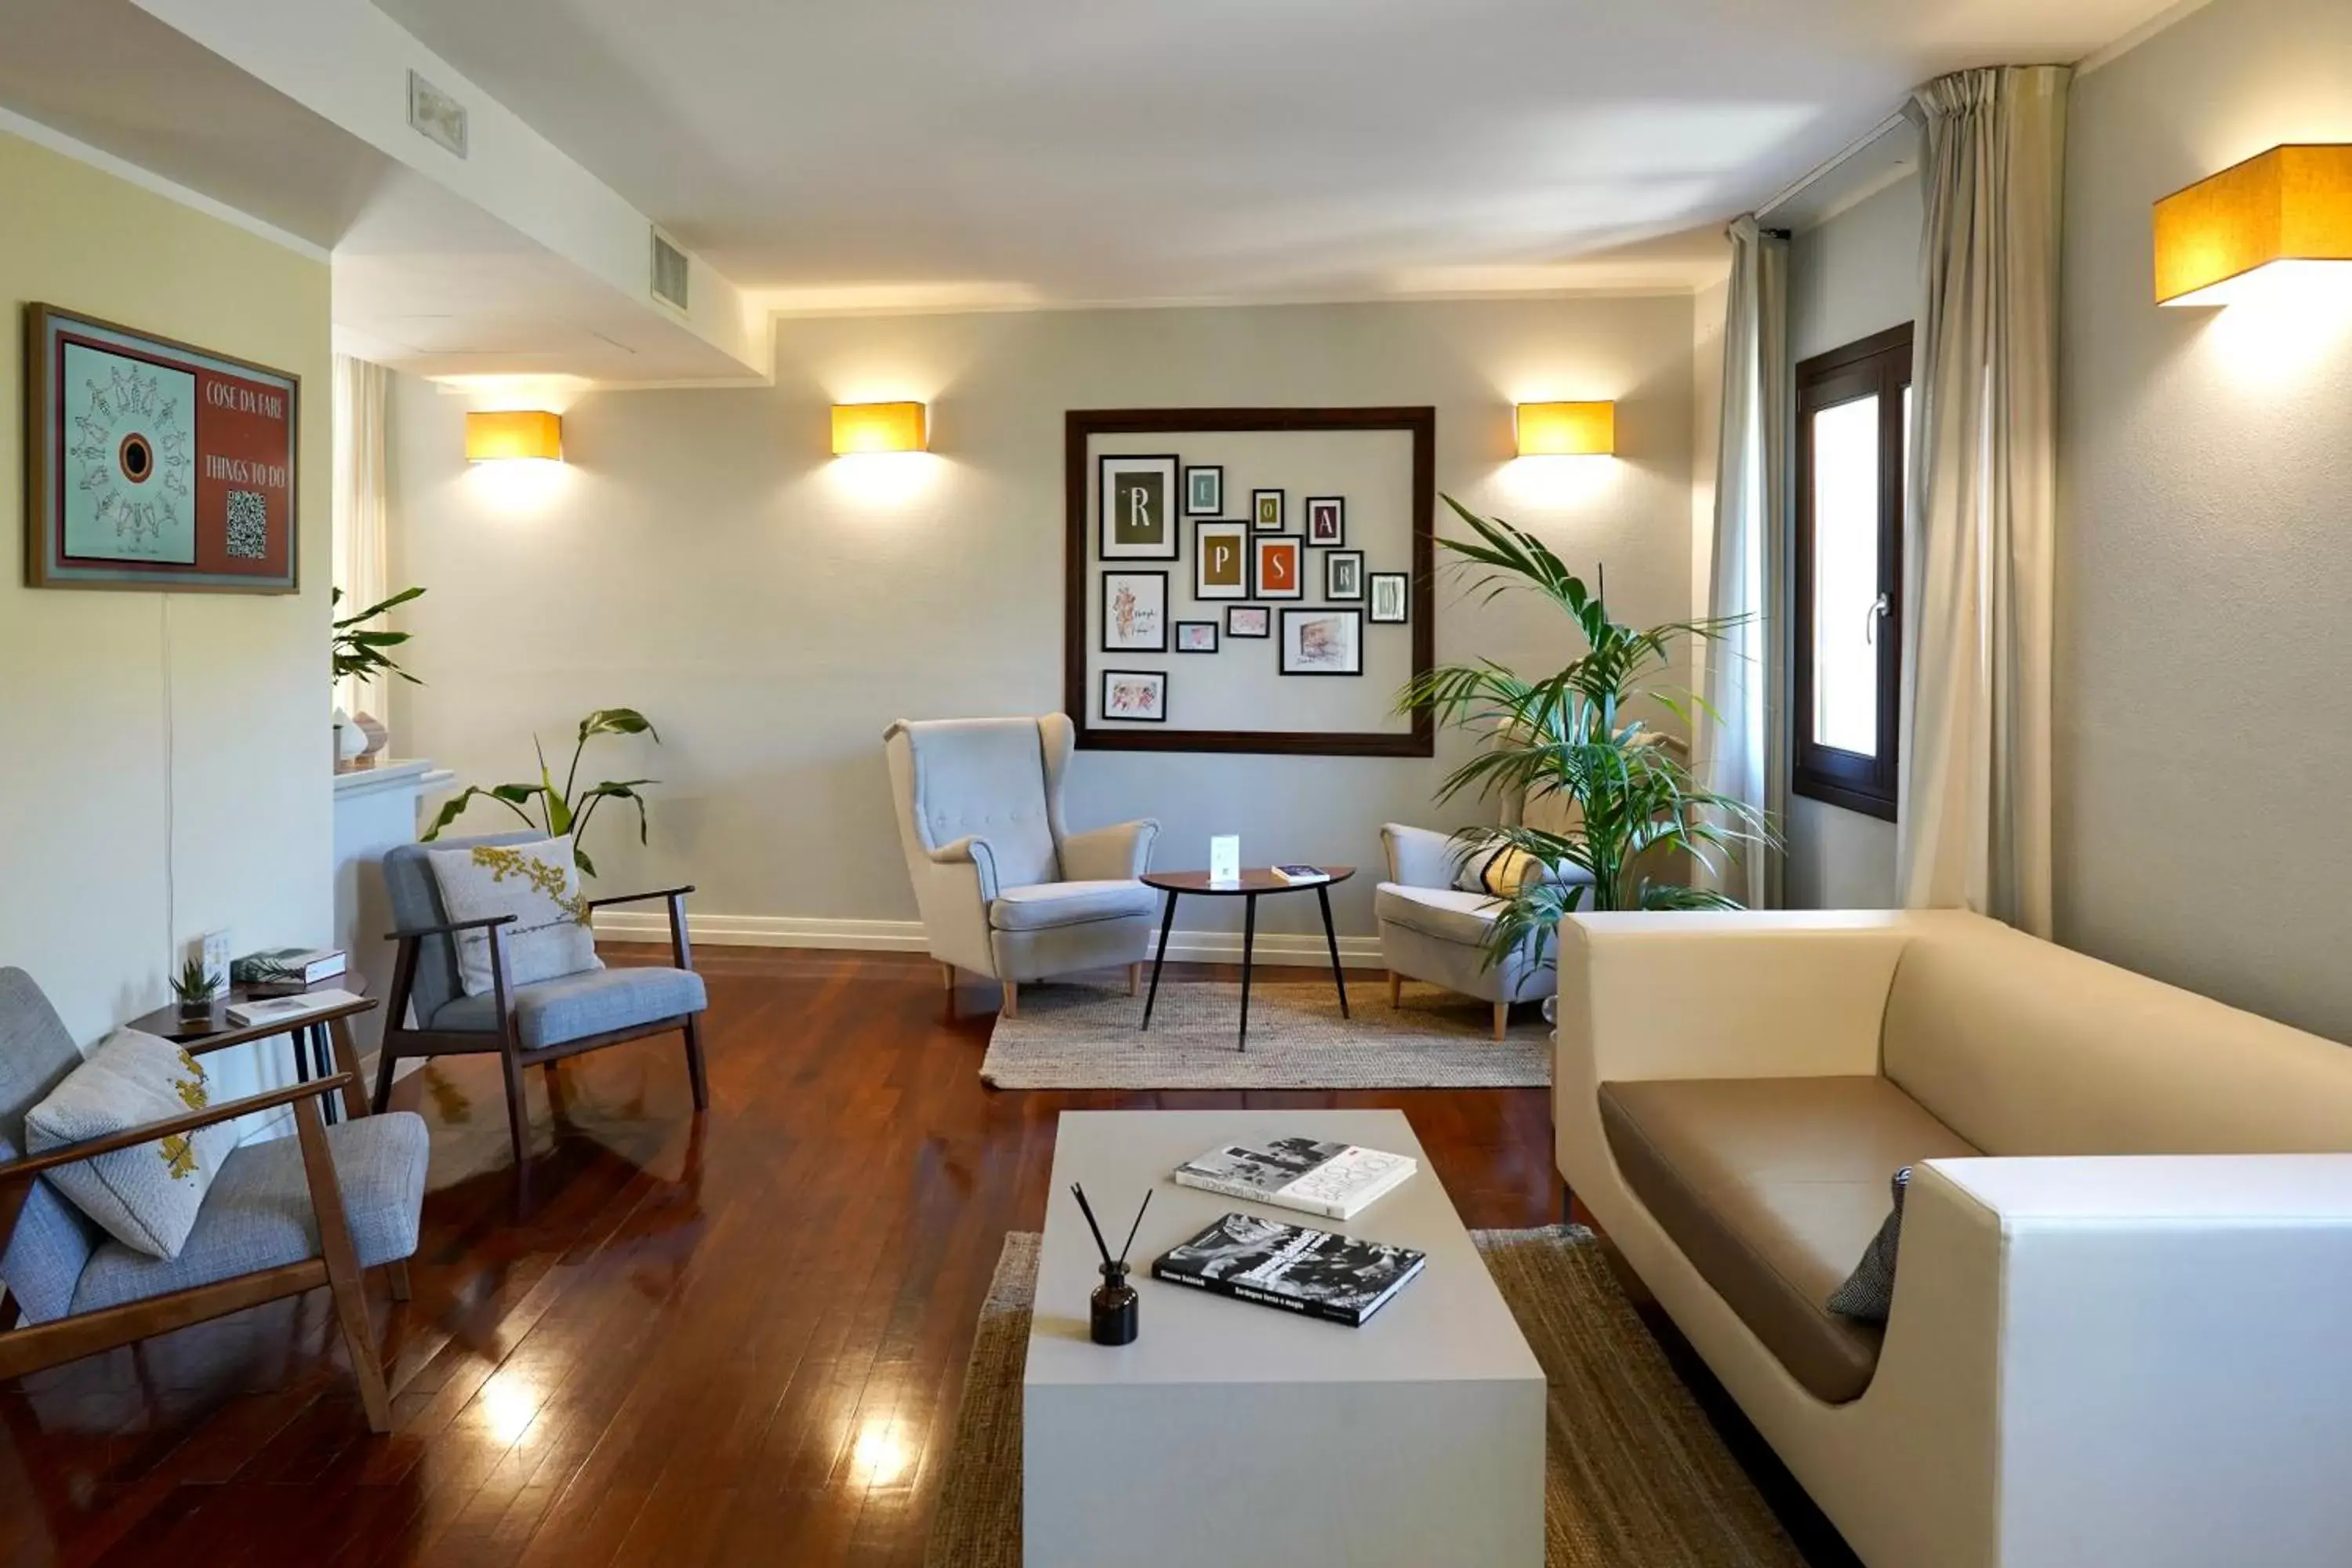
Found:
[1152,1211,1428,1327]
[1172,1134,1417,1220]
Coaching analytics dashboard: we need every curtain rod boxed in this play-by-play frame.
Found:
[1754,108,1911,221]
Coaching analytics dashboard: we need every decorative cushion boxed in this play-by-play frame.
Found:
[24,1029,238,1260]
[431,965,708,1051]
[1828,1167,1913,1323]
[1454,844,1552,897]
[426,836,602,997]
[71,1110,429,1315]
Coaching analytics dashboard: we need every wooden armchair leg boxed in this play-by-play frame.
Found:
[293,1097,394,1433]
[1127,963,1141,997]
[1493,1002,1510,1042]
[1000,981,1019,1020]
[499,1053,531,1171]
[682,1014,710,1112]
[941,963,957,1020]
[1388,971,1403,1008]
[370,1044,400,1115]
[384,1258,412,1302]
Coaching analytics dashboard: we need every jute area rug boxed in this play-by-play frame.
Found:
[979,978,1551,1090]
[924,1227,1805,1568]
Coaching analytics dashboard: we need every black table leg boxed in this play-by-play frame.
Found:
[304,1023,339,1123]
[1316,883,1349,1019]
[1141,889,1180,1030]
[1236,894,1258,1051]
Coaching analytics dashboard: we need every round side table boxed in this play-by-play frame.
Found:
[1138,866,1356,1050]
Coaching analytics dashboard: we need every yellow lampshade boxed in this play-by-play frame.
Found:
[465,409,562,462]
[831,401,928,455]
[1515,401,1615,456]
[2154,143,2352,307]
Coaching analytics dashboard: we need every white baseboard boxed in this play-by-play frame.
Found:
[593,910,1383,968]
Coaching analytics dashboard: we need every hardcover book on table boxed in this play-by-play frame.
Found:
[1152,1211,1427,1327]
[1172,1134,1417,1219]
[230,946,347,994]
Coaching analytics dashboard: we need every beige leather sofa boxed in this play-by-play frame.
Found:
[1555,909,2352,1568]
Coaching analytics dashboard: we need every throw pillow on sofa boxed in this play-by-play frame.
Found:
[1827,1167,1912,1322]
[25,1028,238,1259]
[1454,843,1555,898]
[426,836,603,996]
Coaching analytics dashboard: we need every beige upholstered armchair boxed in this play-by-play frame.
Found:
[884,715,1161,1016]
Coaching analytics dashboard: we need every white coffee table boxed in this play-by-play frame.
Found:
[1023,1109,1544,1566]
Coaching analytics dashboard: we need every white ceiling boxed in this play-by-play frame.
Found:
[371,0,2180,307]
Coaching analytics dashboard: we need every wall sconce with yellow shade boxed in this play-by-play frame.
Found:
[1515,401,1616,456]
[465,409,563,462]
[2154,143,2352,307]
[831,401,928,456]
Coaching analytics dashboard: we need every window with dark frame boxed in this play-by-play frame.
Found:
[1793,323,1910,821]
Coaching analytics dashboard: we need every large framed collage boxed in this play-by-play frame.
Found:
[1064,407,1434,757]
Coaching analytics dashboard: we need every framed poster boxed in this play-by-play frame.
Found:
[25,304,299,592]
[1065,406,1433,757]
[1101,570,1169,652]
[1098,453,1181,560]
[1282,608,1363,676]
[1193,520,1250,600]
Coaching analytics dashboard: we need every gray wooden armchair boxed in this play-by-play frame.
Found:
[0,967,424,1432]
[376,833,709,1174]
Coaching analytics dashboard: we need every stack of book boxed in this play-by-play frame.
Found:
[230,946,347,996]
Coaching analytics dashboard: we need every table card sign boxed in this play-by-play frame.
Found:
[1208,835,1240,885]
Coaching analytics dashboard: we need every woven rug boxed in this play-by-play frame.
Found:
[980,979,1550,1089]
[924,1228,1804,1567]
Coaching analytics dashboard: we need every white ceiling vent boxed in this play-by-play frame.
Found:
[651,228,690,315]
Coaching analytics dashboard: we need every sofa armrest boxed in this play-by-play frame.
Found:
[1060,818,1159,882]
[923,833,1000,905]
[1885,1156,2352,1565]
[1379,823,1458,890]
[1557,909,1917,1083]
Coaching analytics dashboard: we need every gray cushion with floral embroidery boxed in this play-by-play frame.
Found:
[24,1028,238,1260]
[426,835,603,996]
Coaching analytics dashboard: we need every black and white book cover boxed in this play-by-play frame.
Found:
[1171,1134,1417,1220]
[1152,1211,1427,1327]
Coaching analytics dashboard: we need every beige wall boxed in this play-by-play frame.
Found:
[1783,169,1919,909]
[0,128,333,1042]
[387,295,1699,948]
[2058,0,2352,1040]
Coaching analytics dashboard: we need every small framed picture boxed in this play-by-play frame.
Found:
[1175,620,1220,653]
[1253,535,1304,600]
[1324,550,1364,601]
[1280,608,1363,676]
[1102,669,1168,722]
[1102,570,1169,652]
[1305,495,1345,546]
[1185,464,1224,516]
[1252,488,1285,532]
[1369,571,1410,624]
[1193,520,1250,600]
[1099,454,1182,561]
[1226,605,1271,638]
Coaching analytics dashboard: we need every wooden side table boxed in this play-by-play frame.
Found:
[1138,867,1356,1050]
[126,977,378,1126]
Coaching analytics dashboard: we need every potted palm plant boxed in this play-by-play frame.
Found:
[423,708,660,877]
[1398,499,1777,970]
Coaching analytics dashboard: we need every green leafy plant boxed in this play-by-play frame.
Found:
[423,709,659,877]
[332,585,427,687]
[169,956,219,1006]
[1397,498,1778,969]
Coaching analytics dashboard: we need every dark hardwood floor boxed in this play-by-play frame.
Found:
[0,947,1855,1567]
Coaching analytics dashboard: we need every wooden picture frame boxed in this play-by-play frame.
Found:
[1226,604,1271,638]
[1252,535,1304,601]
[1192,519,1250,600]
[1280,608,1363,676]
[1324,550,1364,601]
[1184,464,1224,516]
[1065,406,1433,757]
[1251,488,1284,532]
[1305,495,1345,546]
[1369,571,1410,624]
[1098,453,1181,561]
[1174,620,1220,653]
[24,303,301,593]
[1101,669,1168,723]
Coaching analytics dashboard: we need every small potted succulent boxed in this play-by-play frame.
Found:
[170,956,220,1023]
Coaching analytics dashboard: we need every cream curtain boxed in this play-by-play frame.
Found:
[1897,66,2068,935]
[331,354,391,720]
[1698,216,1791,909]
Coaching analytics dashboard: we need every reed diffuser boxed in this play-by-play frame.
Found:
[1072,1181,1151,1346]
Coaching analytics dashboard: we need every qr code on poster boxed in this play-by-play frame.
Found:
[225,490,268,558]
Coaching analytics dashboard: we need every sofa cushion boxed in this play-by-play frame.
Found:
[71,1111,428,1315]
[1374,884,1508,948]
[426,836,602,996]
[432,965,707,1050]
[1597,1076,1980,1403]
[989,880,1158,931]
[1882,916,2352,1157]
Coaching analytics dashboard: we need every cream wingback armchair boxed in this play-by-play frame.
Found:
[884,715,1161,1016]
